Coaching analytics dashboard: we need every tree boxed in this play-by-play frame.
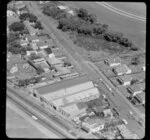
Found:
[131,79,139,85]
[36,66,45,75]
[33,20,43,30]
[9,22,25,32]
[87,13,97,24]
[76,8,89,21]
[131,56,140,65]
[7,32,20,43]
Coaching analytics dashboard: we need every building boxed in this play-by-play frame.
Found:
[60,103,86,117]
[15,1,26,10]
[82,118,105,133]
[7,10,16,17]
[31,42,38,50]
[117,75,133,86]
[132,72,145,83]
[134,92,145,105]
[127,83,145,96]
[104,57,121,67]
[113,64,131,76]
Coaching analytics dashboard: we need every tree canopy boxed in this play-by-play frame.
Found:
[9,21,25,32]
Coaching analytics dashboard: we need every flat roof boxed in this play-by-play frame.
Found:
[36,75,89,94]
[106,57,121,64]
[136,92,145,101]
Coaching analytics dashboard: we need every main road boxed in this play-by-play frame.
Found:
[24,1,145,138]
[7,86,75,139]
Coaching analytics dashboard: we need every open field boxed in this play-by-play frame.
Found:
[61,2,146,50]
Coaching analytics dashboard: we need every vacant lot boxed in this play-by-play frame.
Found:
[61,2,146,50]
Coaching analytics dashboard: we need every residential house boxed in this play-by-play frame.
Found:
[104,57,121,67]
[15,1,26,10]
[134,92,145,105]
[117,75,133,86]
[31,42,38,50]
[127,83,145,96]
[7,10,16,17]
[44,47,52,56]
[113,64,131,75]
[57,5,68,10]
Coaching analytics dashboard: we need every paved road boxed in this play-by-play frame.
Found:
[96,2,146,22]
[24,1,145,138]
[7,86,76,139]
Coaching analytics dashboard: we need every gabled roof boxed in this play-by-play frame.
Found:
[114,64,130,74]
[129,83,145,93]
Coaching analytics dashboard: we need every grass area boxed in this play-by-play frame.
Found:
[72,34,130,61]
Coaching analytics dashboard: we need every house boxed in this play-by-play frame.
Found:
[104,57,121,67]
[127,83,145,96]
[24,21,39,36]
[117,75,133,86]
[37,40,49,49]
[134,92,145,105]
[113,64,131,75]
[15,1,26,10]
[7,10,16,17]
[28,35,39,43]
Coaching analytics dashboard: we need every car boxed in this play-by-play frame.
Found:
[122,119,128,124]
[32,115,38,120]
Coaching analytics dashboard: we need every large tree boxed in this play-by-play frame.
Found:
[9,22,25,32]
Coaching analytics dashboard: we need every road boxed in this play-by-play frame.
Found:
[7,85,76,139]
[96,2,146,22]
[24,1,145,138]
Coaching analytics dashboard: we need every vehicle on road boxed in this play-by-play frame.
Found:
[32,115,38,120]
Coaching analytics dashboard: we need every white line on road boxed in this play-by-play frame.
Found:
[96,2,146,22]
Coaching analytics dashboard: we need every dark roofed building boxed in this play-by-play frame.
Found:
[44,47,52,55]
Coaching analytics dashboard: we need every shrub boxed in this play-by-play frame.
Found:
[9,21,25,32]
[33,21,43,30]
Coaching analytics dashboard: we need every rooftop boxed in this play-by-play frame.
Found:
[106,57,121,64]
[36,75,89,94]
[114,64,130,74]
[129,83,145,92]
[136,92,145,102]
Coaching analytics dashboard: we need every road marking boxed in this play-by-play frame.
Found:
[96,2,146,22]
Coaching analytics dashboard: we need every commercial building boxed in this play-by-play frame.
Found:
[113,64,131,76]
[117,75,133,86]
[104,57,121,67]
